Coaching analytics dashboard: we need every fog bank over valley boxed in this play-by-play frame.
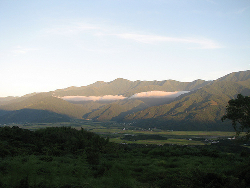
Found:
[60,95,126,101]
[129,91,189,99]
[60,91,190,102]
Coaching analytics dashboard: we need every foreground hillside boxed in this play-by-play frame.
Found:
[0,126,249,188]
[0,70,250,130]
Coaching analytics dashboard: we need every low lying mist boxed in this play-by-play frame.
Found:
[60,91,190,102]
[60,95,126,101]
[129,91,189,99]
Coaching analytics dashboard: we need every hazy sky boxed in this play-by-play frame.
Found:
[1,0,249,97]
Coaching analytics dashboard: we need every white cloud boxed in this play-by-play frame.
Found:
[42,21,222,49]
[60,91,190,101]
[12,46,38,55]
[60,95,126,101]
[129,91,189,99]
[43,22,101,36]
[115,33,222,49]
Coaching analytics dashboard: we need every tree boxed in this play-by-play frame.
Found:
[222,94,250,138]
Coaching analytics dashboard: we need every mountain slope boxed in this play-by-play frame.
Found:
[0,93,87,119]
[52,78,211,97]
[0,109,71,124]
[82,99,149,121]
[0,78,210,123]
[1,70,250,129]
[124,72,250,130]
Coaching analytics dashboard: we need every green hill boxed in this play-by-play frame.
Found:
[124,71,250,131]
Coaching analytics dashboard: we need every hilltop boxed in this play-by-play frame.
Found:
[0,70,250,130]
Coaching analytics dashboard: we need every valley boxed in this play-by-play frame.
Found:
[1,120,236,146]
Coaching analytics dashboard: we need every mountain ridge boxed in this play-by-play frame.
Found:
[1,70,250,131]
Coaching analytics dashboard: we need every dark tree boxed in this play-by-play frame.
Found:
[222,94,250,138]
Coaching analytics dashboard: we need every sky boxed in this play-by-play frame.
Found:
[0,0,250,97]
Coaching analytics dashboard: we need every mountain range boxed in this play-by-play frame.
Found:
[1,70,250,131]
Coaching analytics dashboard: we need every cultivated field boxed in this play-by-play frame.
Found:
[3,120,236,145]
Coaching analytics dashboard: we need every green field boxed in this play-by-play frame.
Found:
[109,137,206,145]
[4,121,237,146]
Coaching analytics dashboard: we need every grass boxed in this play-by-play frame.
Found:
[109,137,206,145]
[115,130,235,136]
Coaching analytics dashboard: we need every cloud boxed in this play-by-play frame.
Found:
[60,91,190,101]
[42,21,222,49]
[12,46,38,55]
[129,91,189,99]
[43,23,101,36]
[115,33,222,49]
[60,95,126,101]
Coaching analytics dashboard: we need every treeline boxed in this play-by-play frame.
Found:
[126,118,234,131]
[0,109,71,124]
[0,126,109,164]
[0,126,250,187]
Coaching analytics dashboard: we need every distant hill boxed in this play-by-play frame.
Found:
[52,78,211,97]
[0,109,71,124]
[0,96,19,105]
[0,93,87,119]
[0,70,250,130]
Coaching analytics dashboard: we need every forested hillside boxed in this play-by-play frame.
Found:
[0,109,71,123]
[0,71,250,130]
[83,99,149,121]
[0,126,250,187]
[124,71,250,130]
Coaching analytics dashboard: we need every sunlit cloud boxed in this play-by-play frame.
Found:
[129,91,190,99]
[60,95,126,101]
[60,91,189,101]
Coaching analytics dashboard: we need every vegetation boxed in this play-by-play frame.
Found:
[222,94,250,139]
[0,109,71,124]
[2,71,250,187]
[0,126,249,187]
